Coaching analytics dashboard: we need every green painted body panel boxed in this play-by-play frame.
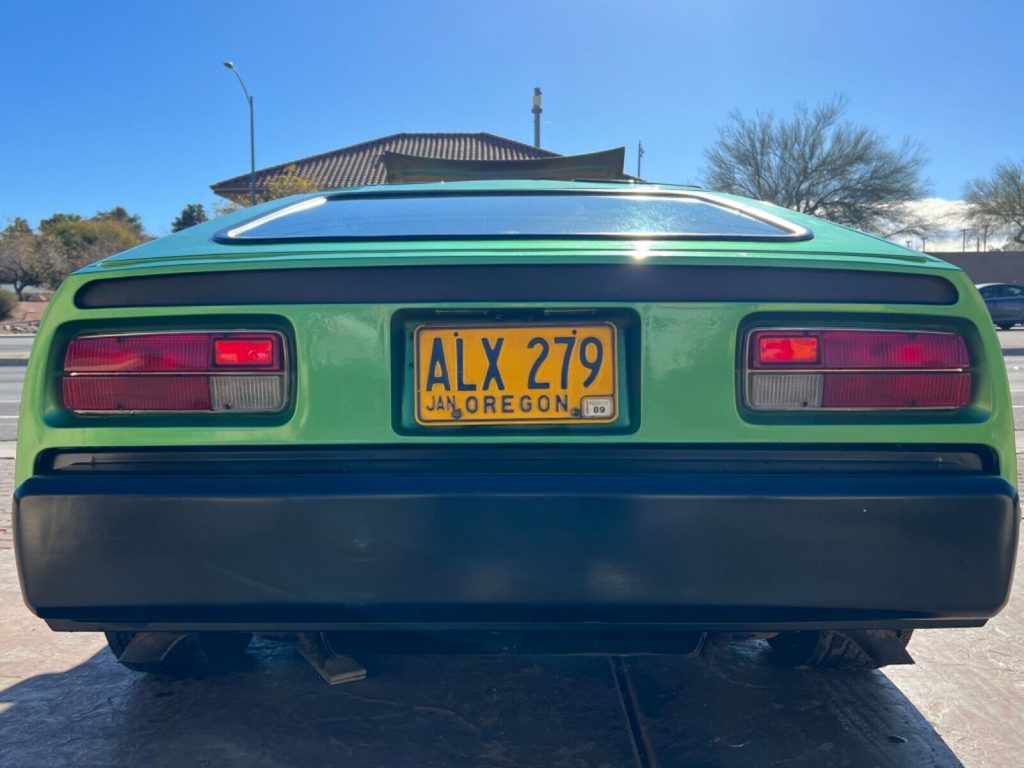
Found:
[17,182,1015,488]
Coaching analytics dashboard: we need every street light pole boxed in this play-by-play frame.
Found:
[223,61,256,206]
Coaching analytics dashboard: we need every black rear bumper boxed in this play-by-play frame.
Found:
[14,453,1019,633]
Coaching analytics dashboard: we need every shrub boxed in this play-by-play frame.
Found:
[0,289,18,319]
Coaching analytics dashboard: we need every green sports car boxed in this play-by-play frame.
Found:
[13,180,1019,673]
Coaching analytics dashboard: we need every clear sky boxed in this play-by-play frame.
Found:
[2,0,1021,236]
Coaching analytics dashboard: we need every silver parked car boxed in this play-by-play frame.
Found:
[977,283,1024,329]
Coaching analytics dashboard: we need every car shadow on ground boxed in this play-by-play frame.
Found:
[0,638,961,767]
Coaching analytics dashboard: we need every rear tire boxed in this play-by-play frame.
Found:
[998,322,1015,330]
[105,631,252,675]
[767,629,913,670]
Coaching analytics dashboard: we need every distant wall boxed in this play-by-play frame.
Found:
[927,251,1024,284]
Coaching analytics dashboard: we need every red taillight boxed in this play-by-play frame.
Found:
[746,328,971,410]
[213,336,278,368]
[62,331,286,413]
[63,376,213,412]
[756,335,819,366]
[63,333,212,373]
[750,330,968,370]
[821,372,972,409]
[820,331,968,369]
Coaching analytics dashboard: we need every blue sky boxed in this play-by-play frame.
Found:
[2,0,1021,236]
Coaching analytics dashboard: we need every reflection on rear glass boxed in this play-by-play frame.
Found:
[224,193,806,241]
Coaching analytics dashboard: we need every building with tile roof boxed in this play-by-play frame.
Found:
[211,132,561,203]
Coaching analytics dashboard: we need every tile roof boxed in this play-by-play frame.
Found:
[211,132,560,202]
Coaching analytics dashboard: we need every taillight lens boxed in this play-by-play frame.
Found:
[755,334,820,366]
[63,376,213,412]
[62,331,287,413]
[63,333,212,373]
[745,329,971,410]
[213,336,279,368]
[820,372,972,409]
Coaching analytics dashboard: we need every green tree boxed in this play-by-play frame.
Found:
[94,206,146,241]
[0,218,46,300]
[37,209,146,287]
[213,165,318,212]
[259,164,318,202]
[963,161,1024,247]
[171,203,209,232]
[702,96,930,237]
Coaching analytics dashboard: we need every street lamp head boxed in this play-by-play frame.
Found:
[223,61,234,69]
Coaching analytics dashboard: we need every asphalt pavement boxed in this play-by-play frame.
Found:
[0,337,31,444]
[0,369,24,443]
[0,337,35,354]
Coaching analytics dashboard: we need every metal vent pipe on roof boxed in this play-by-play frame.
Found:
[532,87,542,148]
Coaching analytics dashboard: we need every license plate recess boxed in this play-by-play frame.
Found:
[414,322,619,426]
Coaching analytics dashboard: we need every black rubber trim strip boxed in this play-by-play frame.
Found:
[47,618,988,633]
[39,445,994,476]
[74,265,959,308]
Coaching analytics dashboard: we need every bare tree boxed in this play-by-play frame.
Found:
[875,206,936,241]
[963,161,1024,247]
[702,97,929,236]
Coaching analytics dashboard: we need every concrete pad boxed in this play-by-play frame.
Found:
[0,643,640,768]
[625,646,961,767]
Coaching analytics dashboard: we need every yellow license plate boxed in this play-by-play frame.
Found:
[415,323,618,425]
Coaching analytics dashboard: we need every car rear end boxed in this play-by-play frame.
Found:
[12,184,1018,648]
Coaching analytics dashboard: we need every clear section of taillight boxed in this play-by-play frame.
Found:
[62,331,287,413]
[748,373,824,409]
[745,328,971,411]
[210,376,286,412]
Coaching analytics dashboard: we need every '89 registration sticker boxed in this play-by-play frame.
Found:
[414,323,618,425]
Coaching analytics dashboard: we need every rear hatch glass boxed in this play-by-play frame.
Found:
[218,192,811,242]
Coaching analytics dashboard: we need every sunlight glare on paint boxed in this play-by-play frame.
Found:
[631,241,652,260]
